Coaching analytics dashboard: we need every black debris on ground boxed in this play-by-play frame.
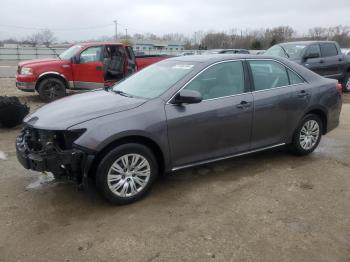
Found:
[0,96,29,128]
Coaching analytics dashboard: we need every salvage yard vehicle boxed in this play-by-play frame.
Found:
[16,54,342,204]
[265,41,350,91]
[16,42,170,102]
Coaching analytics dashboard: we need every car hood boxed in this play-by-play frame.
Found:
[18,58,63,67]
[24,90,147,130]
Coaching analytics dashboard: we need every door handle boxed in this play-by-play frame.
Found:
[339,58,343,62]
[96,65,102,71]
[236,100,251,109]
[297,90,309,98]
[319,60,324,64]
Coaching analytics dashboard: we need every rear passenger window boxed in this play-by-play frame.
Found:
[249,61,289,91]
[288,69,304,85]
[320,43,338,57]
[184,61,245,100]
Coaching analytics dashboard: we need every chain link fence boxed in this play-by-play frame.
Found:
[0,47,66,61]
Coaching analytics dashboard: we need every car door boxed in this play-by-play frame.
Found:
[248,60,296,149]
[125,46,137,76]
[302,44,324,76]
[71,46,104,89]
[165,60,253,168]
[320,43,344,79]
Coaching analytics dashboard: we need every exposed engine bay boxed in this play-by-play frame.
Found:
[16,127,86,181]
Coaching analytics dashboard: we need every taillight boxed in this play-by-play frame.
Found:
[337,83,343,94]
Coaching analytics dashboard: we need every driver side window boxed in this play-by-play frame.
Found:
[184,61,245,100]
[304,44,321,58]
[79,46,102,63]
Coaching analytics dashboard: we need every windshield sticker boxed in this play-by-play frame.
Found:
[172,64,194,70]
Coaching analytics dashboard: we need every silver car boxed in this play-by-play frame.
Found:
[16,55,342,204]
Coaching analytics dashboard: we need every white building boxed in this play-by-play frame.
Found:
[133,40,184,55]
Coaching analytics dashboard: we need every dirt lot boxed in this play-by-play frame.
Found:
[1,78,350,262]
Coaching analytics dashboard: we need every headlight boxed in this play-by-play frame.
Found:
[20,67,33,75]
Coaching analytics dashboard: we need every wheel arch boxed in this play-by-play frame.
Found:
[35,72,69,91]
[87,135,166,179]
[303,107,328,134]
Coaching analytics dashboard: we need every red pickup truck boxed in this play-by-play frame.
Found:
[16,42,170,102]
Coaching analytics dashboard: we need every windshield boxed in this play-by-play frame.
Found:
[265,44,307,59]
[112,60,197,99]
[59,45,82,60]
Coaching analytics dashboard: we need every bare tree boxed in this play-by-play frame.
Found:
[26,29,56,47]
[26,32,42,47]
[40,29,56,47]
[308,27,327,40]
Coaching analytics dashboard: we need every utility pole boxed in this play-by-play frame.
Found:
[113,20,118,41]
[125,28,128,40]
[194,31,197,49]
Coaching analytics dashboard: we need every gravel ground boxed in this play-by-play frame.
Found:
[0,78,350,262]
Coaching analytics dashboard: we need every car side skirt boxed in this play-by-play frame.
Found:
[171,143,286,171]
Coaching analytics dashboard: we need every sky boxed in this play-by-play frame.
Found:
[0,0,349,42]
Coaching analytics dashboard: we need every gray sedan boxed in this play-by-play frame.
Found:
[16,55,342,204]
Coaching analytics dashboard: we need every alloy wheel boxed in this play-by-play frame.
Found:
[107,154,151,197]
[299,120,320,150]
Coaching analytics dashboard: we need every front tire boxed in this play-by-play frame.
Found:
[289,114,323,155]
[96,143,158,205]
[37,78,66,103]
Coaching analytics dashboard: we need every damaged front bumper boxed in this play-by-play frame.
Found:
[16,127,89,180]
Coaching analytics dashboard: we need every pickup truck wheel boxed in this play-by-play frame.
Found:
[288,114,322,155]
[37,78,66,102]
[342,73,350,92]
[96,143,158,205]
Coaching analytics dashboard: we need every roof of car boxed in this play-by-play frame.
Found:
[168,54,281,63]
[279,40,337,46]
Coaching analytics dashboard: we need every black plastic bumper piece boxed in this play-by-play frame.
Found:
[16,142,84,176]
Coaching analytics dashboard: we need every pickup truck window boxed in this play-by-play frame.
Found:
[112,60,197,99]
[80,46,102,63]
[265,44,306,59]
[320,43,338,57]
[59,45,82,60]
[304,44,321,58]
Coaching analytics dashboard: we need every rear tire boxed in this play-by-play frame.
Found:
[96,143,158,205]
[37,78,66,103]
[288,114,323,155]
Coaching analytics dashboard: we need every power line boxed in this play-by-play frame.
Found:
[0,23,114,31]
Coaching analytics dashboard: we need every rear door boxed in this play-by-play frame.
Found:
[248,60,298,148]
[125,46,137,75]
[71,46,104,89]
[320,43,344,79]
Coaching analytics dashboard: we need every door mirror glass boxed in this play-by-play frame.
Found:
[172,90,202,104]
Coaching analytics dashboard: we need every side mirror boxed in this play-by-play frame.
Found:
[172,90,202,104]
[304,52,320,60]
